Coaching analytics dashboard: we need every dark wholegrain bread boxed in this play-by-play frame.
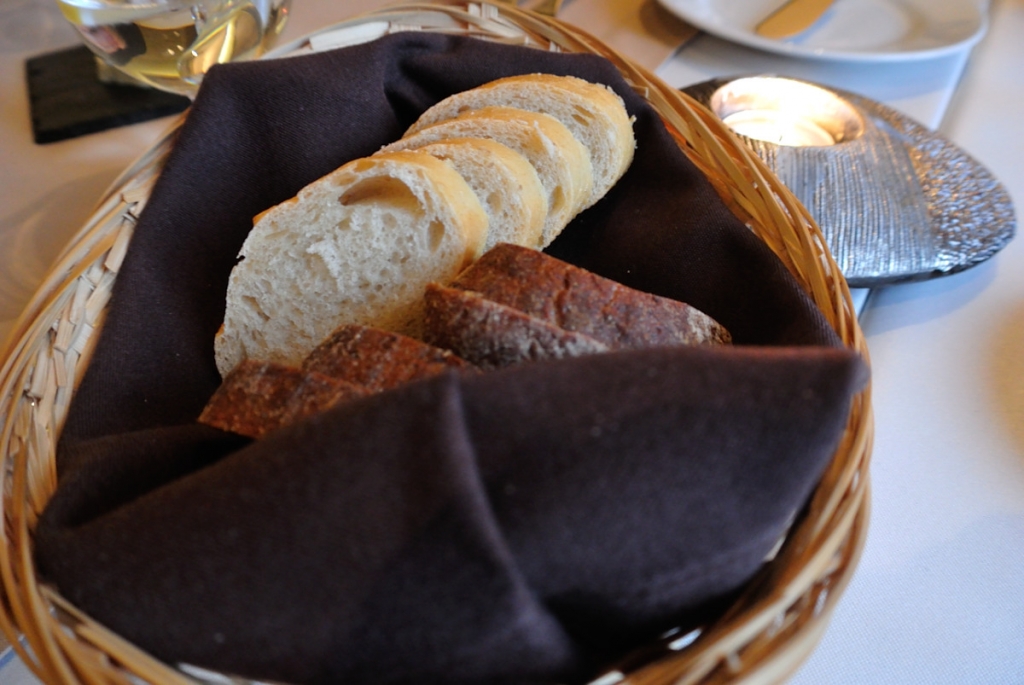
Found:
[202,325,471,439]
[302,324,475,392]
[423,283,608,369]
[451,243,732,348]
[277,372,372,429]
[199,360,368,438]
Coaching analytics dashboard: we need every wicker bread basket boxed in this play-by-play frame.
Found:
[0,2,873,683]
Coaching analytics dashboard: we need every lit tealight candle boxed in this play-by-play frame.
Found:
[722,109,836,147]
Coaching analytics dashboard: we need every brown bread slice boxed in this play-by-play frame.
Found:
[423,283,608,369]
[302,324,475,392]
[199,360,368,438]
[450,243,731,349]
[278,372,372,429]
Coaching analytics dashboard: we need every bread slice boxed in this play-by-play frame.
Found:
[423,283,608,369]
[277,372,370,430]
[407,74,635,208]
[386,106,593,248]
[203,324,473,437]
[303,324,475,392]
[199,360,368,438]
[404,138,548,250]
[450,243,732,349]
[215,149,488,377]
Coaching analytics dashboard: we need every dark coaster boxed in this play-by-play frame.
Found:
[26,44,191,145]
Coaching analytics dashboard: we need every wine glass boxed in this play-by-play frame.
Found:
[56,0,292,97]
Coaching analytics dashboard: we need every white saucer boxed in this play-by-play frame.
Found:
[656,0,987,62]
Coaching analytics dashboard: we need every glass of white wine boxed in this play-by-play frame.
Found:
[56,0,291,97]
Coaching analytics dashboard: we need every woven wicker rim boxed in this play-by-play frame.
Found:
[0,3,873,683]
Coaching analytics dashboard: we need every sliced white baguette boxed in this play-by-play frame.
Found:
[385,106,593,248]
[407,74,635,208]
[214,149,488,377]
[406,137,548,250]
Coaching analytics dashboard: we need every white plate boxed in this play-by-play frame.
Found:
[656,0,987,62]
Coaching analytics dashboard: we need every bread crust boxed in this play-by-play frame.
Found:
[303,324,475,392]
[423,283,608,369]
[199,360,368,438]
[451,244,732,349]
[278,372,371,430]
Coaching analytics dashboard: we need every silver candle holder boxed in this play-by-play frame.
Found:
[685,76,1016,287]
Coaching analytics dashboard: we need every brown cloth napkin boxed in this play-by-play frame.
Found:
[35,33,868,685]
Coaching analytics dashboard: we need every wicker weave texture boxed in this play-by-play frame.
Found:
[0,3,872,684]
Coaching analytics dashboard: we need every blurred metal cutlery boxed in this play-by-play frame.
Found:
[756,0,835,39]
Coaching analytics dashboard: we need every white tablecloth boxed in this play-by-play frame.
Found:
[1,0,1021,682]
[789,3,1024,680]
[644,3,1024,680]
